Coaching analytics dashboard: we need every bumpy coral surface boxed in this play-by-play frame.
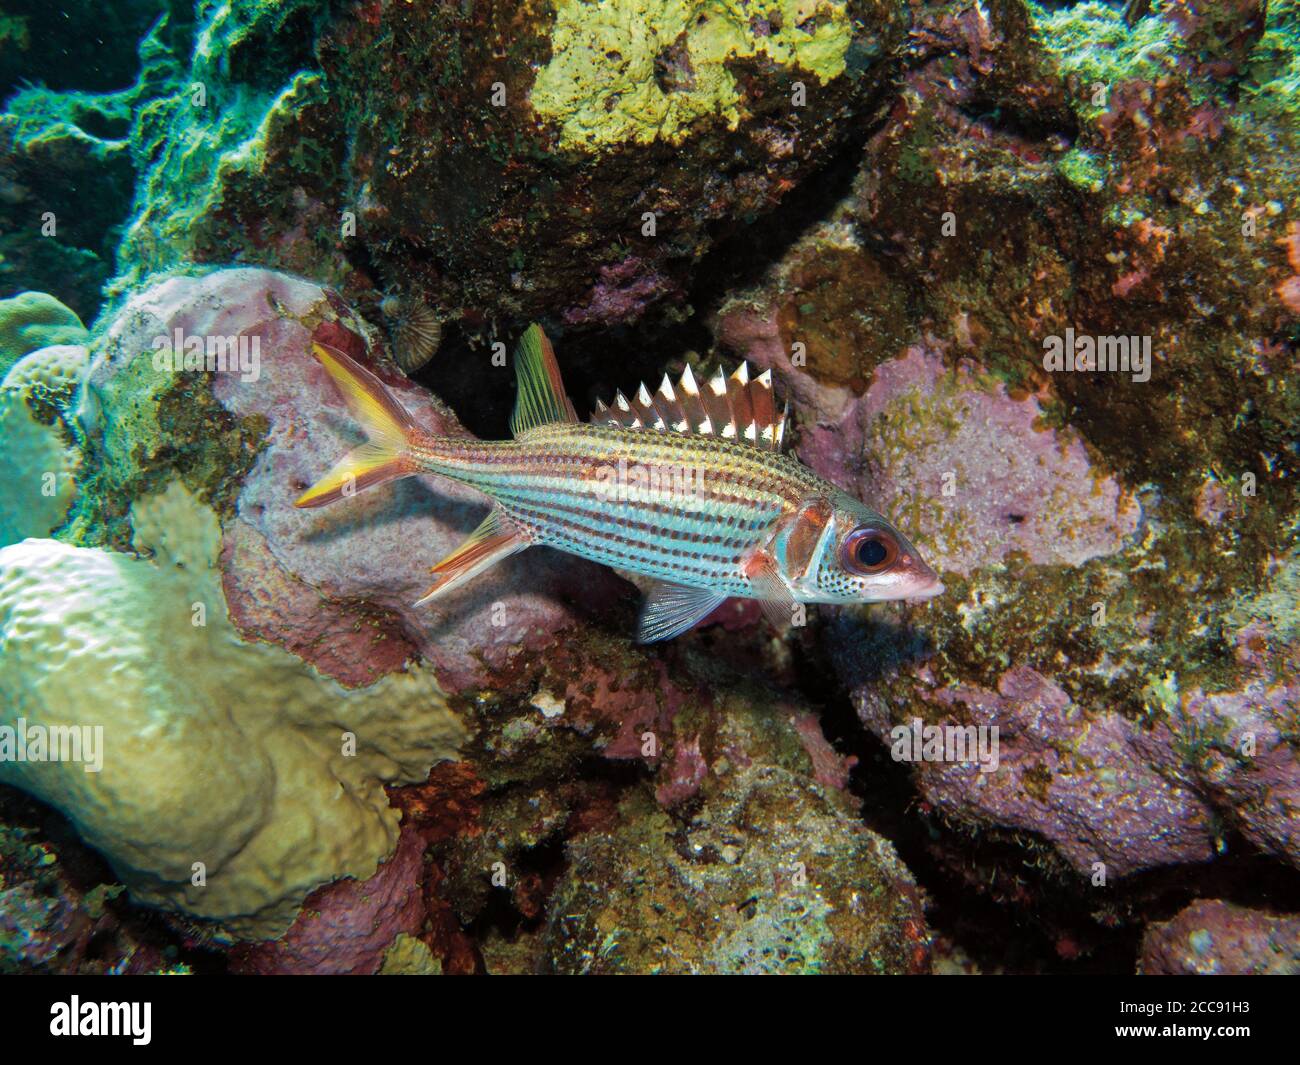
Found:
[0,343,86,545]
[0,293,86,377]
[0,481,465,939]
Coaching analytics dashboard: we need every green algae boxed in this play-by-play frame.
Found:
[64,349,266,549]
[108,0,340,298]
[532,0,855,149]
[1240,0,1300,123]
[1029,1,1187,116]
[543,770,925,974]
[1057,146,1106,194]
[0,10,187,319]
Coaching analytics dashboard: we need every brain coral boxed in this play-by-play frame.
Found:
[0,480,465,940]
[0,343,87,546]
[0,292,87,378]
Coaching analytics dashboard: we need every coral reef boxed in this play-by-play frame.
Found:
[0,6,190,320]
[713,0,1300,901]
[0,0,1297,976]
[542,767,927,974]
[319,0,909,327]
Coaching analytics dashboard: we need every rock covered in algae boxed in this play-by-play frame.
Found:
[710,0,1300,888]
[1139,899,1300,975]
[542,766,928,974]
[0,786,197,975]
[4,1,911,331]
[322,0,909,326]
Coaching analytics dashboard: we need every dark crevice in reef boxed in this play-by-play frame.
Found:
[954,97,1079,150]
[0,784,228,975]
[460,833,567,956]
[794,629,1300,974]
[688,105,894,319]
[419,97,892,441]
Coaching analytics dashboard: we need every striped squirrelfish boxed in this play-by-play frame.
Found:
[295,325,943,642]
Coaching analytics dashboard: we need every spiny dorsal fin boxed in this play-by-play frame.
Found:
[510,324,578,437]
[590,360,788,451]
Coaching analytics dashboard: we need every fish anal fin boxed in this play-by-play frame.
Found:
[415,509,529,606]
[294,442,411,509]
[510,324,578,437]
[637,582,728,643]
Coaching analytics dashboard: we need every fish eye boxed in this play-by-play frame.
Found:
[842,527,899,575]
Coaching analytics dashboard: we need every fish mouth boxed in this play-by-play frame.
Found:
[904,577,945,602]
[894,555,945,602]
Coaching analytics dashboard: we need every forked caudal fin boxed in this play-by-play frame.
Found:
[294,343,418,508]
[294,334,543,609]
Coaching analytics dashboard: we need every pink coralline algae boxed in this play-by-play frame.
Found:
[562,257,680,328]
[836,549,1300,881]
[1140,899,1300,975]
[228,822,428,975]
[1170,679,1300,869]
[854,664,1216,878]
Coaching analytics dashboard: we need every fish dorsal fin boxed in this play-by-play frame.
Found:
[510,324,578,437]
[590,360,788,451]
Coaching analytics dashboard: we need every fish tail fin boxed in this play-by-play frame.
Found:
[294,343,418,508]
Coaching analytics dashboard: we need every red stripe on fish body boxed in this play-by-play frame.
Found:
[407,423,820,596]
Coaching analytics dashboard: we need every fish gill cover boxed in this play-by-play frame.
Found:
[0,0,1295,981]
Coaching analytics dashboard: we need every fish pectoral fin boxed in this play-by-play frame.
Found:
[510,324,578,437]
[414,508,528,606]
[637,583,728,644]
[742,546,801,632]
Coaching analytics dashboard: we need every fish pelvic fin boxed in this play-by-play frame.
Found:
[294,343,418,508]
[637,582,728,643]
[510,324,578,437]
[415,508,529,606]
